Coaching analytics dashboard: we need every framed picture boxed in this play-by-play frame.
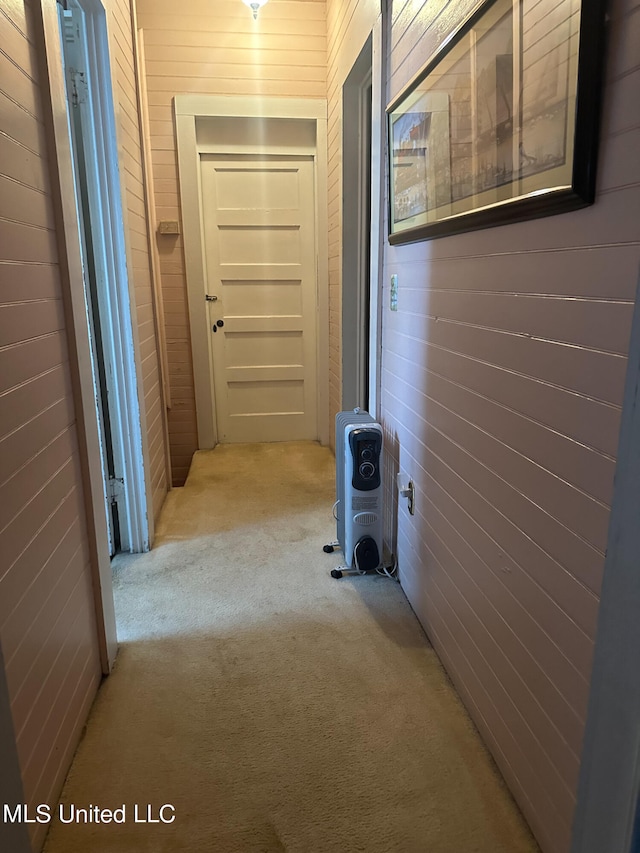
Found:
[387,0,607,244]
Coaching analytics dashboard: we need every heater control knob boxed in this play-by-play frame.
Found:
[359,461,375,479]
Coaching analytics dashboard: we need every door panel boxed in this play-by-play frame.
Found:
[201,155,318,443]
[214,166,301,209]
[222,281,303,316]
[225,331,304,368]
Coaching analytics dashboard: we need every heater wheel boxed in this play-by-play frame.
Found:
[323,544,335,553]
[330,569,343,579]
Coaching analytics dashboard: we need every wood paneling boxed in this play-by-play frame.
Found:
[381,0,640,852]
[0,6,102,851]
[136,0,327,483]
[1,2,170,849]
[109,0,169,516]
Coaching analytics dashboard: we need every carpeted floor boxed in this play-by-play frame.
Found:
[43,442,538,853]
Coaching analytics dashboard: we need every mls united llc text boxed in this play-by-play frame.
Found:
[3,803,176,825]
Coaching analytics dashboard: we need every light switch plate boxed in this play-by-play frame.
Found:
[390,274,398,311]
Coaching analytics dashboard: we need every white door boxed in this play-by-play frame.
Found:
[59,0,131,552]
[200,155,318,443]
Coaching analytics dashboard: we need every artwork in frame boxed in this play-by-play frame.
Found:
[387,0,607,244]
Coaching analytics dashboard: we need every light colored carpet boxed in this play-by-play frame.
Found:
[43,442,538,853]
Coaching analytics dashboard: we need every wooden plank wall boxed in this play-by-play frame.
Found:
[0,639,31,853]
[108,0,169,521]
[135,0,326,484]
[0,3,103,849]
[382,0,640,851]
[1,1,169,849]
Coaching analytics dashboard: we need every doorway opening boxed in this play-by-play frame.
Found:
[175,97,330,449]
[342,37,373,412]
[56,0,149,553]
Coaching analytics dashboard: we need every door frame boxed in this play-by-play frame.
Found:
[36,0,154,669]
[58,0,131,554]
[175,95,330,448]
[332,15,385,420]
[44,0,152,554]
[342,37,373,412]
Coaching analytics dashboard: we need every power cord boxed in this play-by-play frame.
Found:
[354,544,398,579]
[376,559,398,580]
[353,548,366,575]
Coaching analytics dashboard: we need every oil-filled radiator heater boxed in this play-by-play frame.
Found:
[324,410,384,578]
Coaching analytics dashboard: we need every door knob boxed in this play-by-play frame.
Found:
[216,320,224,328]
[205,294,218,302]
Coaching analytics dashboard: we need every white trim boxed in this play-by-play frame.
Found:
[175,95,327,121]
[37,0,117,671]
[571,273,640,853]
[175,112,217,447]
[316,113,330,444]
[175,95,330,447]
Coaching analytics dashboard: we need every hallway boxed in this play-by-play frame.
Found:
[42,443,536,853]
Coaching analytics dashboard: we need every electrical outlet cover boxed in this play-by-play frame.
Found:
[158,220,180,235]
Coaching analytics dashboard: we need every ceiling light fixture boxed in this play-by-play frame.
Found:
[242,0,268,20]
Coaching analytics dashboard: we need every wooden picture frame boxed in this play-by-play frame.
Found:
[387,0,607,244]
